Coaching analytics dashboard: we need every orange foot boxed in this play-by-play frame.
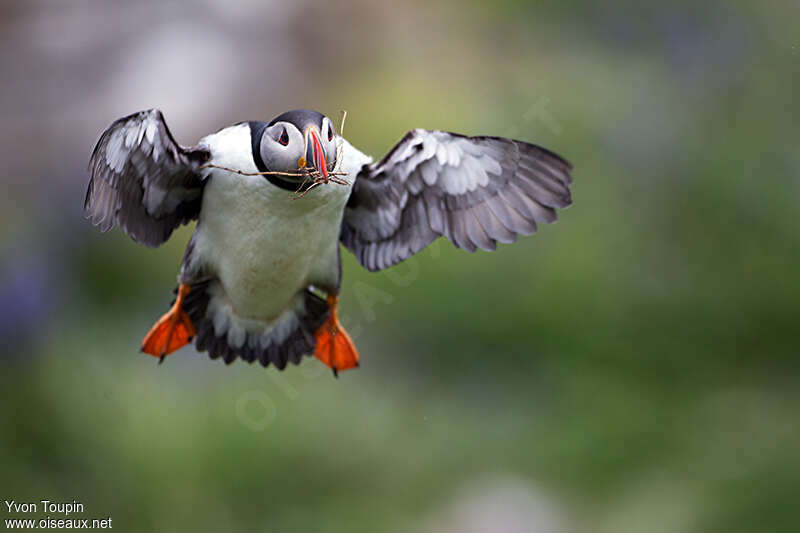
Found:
[141,283,196,363]
[314,295,359,377]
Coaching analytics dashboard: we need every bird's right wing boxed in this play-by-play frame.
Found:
[85,109,211,247]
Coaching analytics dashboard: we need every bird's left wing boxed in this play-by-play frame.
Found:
[341,129,573,271]
[85,109,211,247]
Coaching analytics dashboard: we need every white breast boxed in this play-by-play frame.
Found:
[189,123,366,325]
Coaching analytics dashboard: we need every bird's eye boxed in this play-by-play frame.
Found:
[327,125,333,141]
[278,128,289,146]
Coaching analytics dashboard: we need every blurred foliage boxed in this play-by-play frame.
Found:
[1,1,798,532]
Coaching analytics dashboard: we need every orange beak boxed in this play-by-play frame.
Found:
[305,128,329,183]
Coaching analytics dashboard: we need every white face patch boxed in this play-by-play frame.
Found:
[321,117,338,167]
[259,121,305,172]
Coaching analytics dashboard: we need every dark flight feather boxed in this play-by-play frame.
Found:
[85,109,210,247]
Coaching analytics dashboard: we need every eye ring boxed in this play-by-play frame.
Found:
[327,124,333,142]
[278,128,289,146]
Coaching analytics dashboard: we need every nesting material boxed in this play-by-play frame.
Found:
[199,110,352,200]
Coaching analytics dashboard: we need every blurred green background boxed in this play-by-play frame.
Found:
[1,1,798,532]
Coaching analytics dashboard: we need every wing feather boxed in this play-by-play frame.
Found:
[341,129,573,271]
[85,109,210,247]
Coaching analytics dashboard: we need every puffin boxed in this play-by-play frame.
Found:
[85,109,573,375]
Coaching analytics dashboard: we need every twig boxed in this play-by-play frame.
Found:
[292,174,351,200]
[200,163,347,179]
[333,110,347,174]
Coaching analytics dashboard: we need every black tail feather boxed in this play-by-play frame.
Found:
[182,281,329,369]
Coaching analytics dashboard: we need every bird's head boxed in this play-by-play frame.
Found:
[252,109,338,185]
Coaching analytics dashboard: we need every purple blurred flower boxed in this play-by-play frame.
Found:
[0,253,59,356]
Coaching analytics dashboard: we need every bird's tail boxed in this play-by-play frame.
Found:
[183,280,330,369]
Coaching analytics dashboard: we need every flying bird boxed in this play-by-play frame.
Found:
[85,109,573,375]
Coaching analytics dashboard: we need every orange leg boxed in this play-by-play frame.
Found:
[141,283,196,363]
[314,295,359,376]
